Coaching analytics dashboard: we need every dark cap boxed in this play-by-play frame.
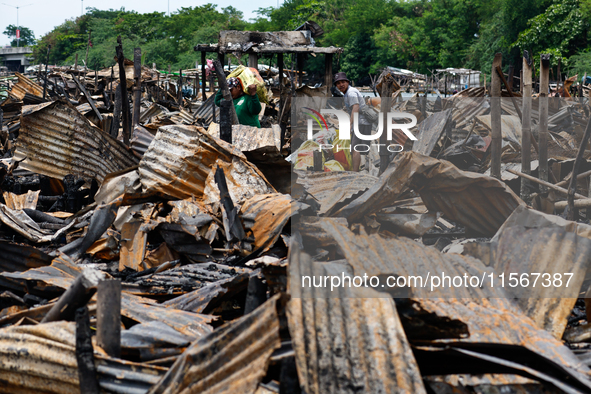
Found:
[334,72,350,84]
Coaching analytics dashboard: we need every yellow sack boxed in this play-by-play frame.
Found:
[228,65,270,104]
[295,140,322,171]
[332,138,352,171]
[323,160,345,172]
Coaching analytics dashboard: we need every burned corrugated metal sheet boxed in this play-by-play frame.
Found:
[202,158,276,205]
[0,320,167,394]
[139,124,253,200]
[170,109,196,125]
[206,123,281,153]
[162,273,250,313]
[287,245,427,394]
[147,294,282,394]
[3,190,39,210]
[140,103,170,124]
[412,108,452,156]
[194,93,219,126]
[121,321,192,362]
[14,100,139,184]
[295,171,378,216]
[121,293,215,340]
[131,126,156,159]
[337,151,524,236]
[492,225,591,339]
[317,220,591,388]
[241,193,308,253]
[0,241,53,273]
[0,203,79,243]
[9,72,44,101]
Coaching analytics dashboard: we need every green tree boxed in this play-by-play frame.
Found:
[3,25,35,47]
[513,0,586,70]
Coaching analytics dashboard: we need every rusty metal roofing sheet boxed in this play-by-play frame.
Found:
[3,190,39,210]
[194,93,219,126]
[287,245,427,394]
[241,193,308,253]
[139,124,253,200]
[317,220,591,384]
[9,72,44,100]
[131,126,155,159]
[147,294,282,394]
[295,171,378,216]
[14,100,139,184]
[0,321,167,394]
[206,123,281,153]
[337,151,524,236]
[162,273,250,313]
[202,157,276,205]
[412,108,452,156]
[1,254,216,339]
[140,103,170,124]
[490,225,591,339]
[0,240,52,273]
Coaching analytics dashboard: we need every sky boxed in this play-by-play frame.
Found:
[0,0,280,46]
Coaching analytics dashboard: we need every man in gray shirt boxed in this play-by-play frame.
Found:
[334,72,372,171]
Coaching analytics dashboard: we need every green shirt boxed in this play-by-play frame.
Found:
[215,90,262,128]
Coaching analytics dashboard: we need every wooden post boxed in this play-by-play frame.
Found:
[324,53,333,88]
[218,52,225,68]
[111,84,122,138]
[116,36,130,145]
[219,99,232,143]
[379,71,396,175]
[521,52,532,200]
[278,53,286,150]
[201,52,207,100]
[490,53,503,180]
[539,54,550,192]
[444,74,447,97]
[110,66,114,105]
[508,65,514,91]
[132,48,141,127]
[75,306,100,394]
[194,71,198,100]
[178,69,183,106]
[209,74,216,123]
[213,60,239,124]
[313,150,323,171]
[96,279,121,358]
[248,53,258,69]
[297,53,304,87]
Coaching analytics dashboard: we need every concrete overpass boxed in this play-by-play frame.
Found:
[0,47,33,73]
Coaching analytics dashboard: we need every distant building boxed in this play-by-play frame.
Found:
[0,47,33,73]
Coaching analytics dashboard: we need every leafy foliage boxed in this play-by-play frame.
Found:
[25,0,591,80]
[3,25,35,47]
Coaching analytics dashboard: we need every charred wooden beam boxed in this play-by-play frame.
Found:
[132,48,141,127]
[116,36,131,145]
[539,54,550,191]
[75,306,100,394]
[97,279,121,358]
[41,268,106,323]
[213,60,239,124]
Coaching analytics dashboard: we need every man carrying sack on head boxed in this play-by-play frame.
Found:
[215,77,262,128]
[334,72,372,172]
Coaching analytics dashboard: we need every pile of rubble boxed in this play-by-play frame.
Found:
[2,57,591,394]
